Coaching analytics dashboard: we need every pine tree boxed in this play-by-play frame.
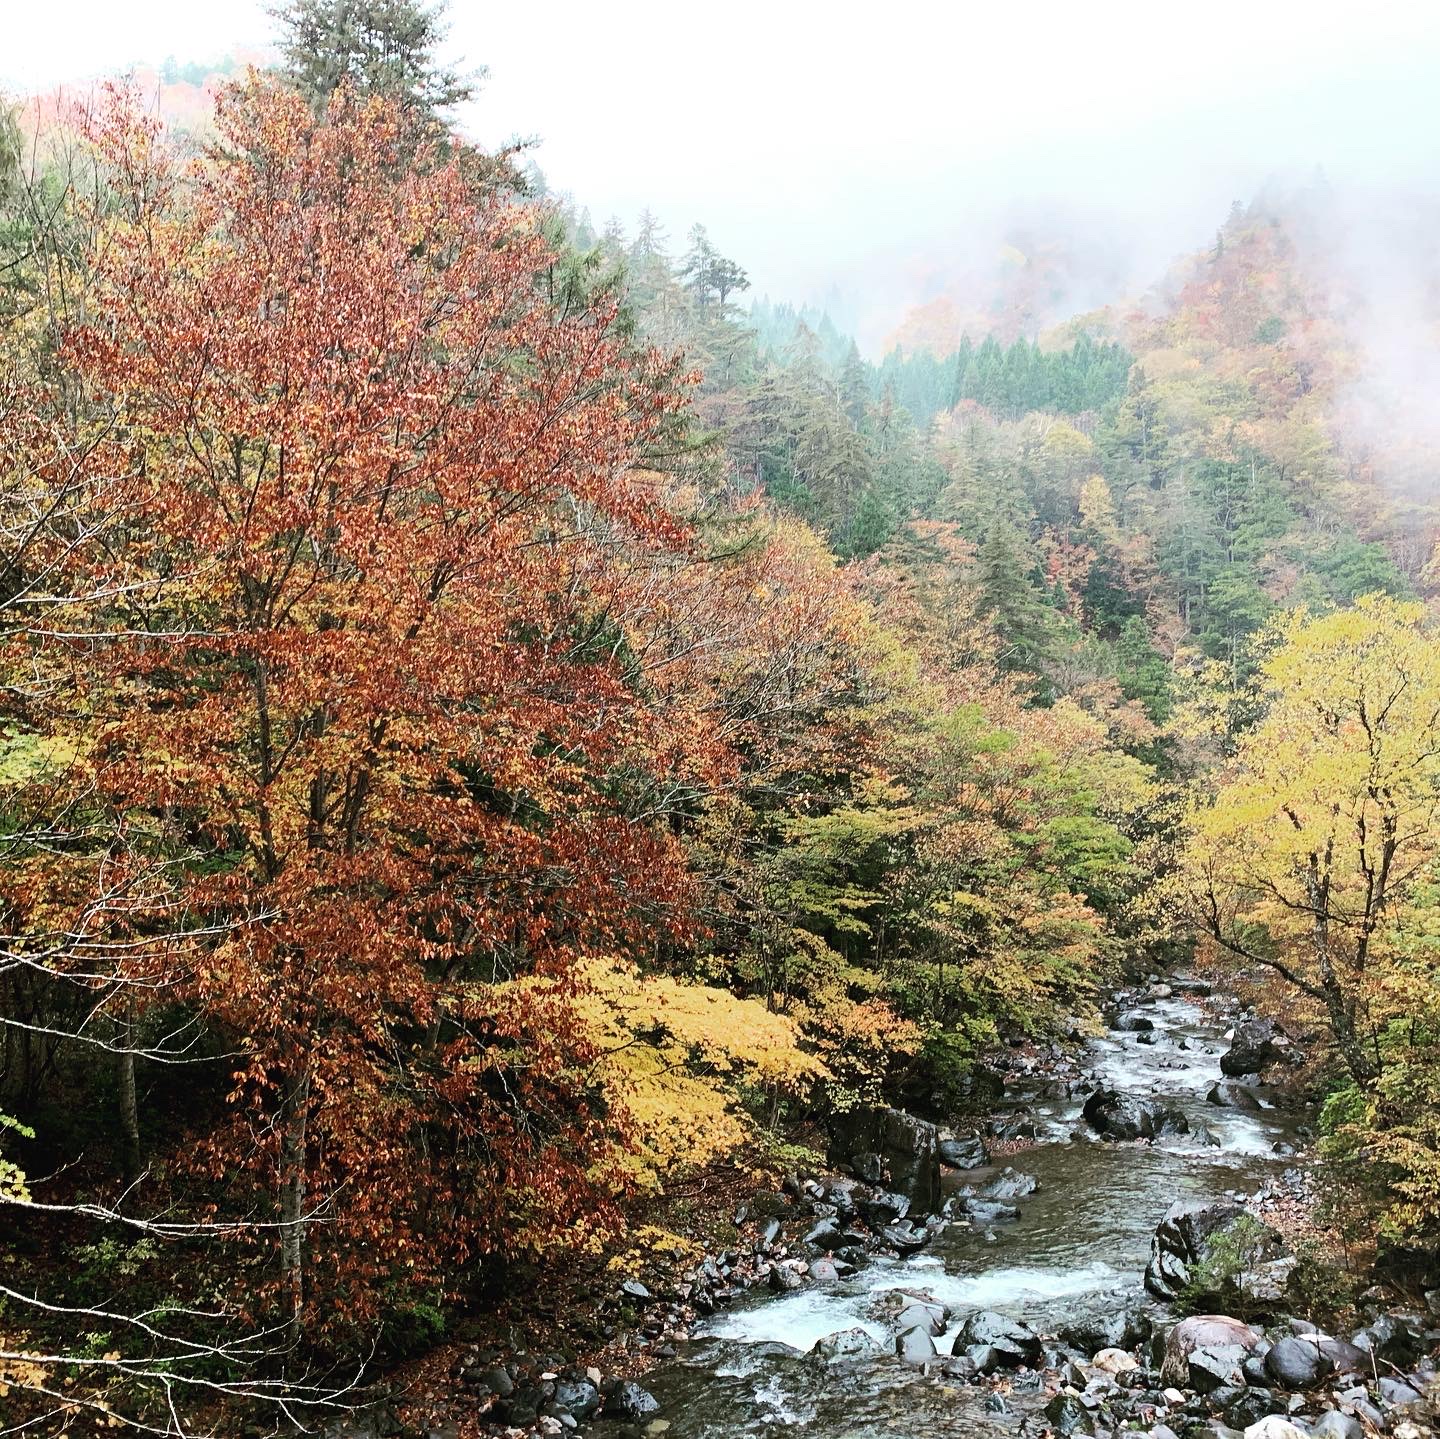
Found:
[272,0,476,121]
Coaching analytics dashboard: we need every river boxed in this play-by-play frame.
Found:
[642,990,1300,1437]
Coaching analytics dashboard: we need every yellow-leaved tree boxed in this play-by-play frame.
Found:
[1179,595,1440,1084]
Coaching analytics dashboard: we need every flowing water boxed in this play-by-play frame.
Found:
[643,992,1301,1437]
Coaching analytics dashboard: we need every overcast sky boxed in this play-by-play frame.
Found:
[7,1,1440,340]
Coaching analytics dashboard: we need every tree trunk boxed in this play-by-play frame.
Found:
[278,1043,311,1349]
[117,1045,142,1185]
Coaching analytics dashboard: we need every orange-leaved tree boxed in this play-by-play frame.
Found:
[64,77,702,1342]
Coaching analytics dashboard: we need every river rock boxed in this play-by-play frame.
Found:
[768,1263,801,1291]
[1045,1394,1095,1434]
[1242,1420,1309,1439]
[1207,1082,1264,1111]
[879,1221,930,1253]
[1221,1019,1281,1077]
[1114,1011,1156,1033]
[809,1257,840,1283]
[1084,1088,1189,1141]
[803,1218,844,1249]
[956,1310,1043,1366]
[1060,1304,1151,1352]
[828,1107,941,1214]
[552,1379,600,1419]
[1311,1413,1363,1439]
[1354,1312,1424,1366]
[950,1195,1020,1223]
[856,1190,910,1227]
[1225,1387,1284,1428]
[1263,1335,1333,1389]
[1160,1316,1263,1385]
[607,1381,660,1419]
[809,1328,885,1363]
[1144,1200,1287,1303]
[1093,1347,1140,1374]
[939,1133,990,1169]
[980,1167,1038,1199]
[1188,1344,1252,1392]
[896,1325,938,1364]
[893,1300,948,1336]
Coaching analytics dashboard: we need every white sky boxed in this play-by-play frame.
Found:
[7,1,1440,339]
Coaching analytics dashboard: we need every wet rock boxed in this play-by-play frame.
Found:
[809,1257,840,1283]
[1263,1335,1333,1389]
[1160,1316,1263,1385]
[950,1195,1021,1223]
[552,1380,600,1419]
[1221,1019,1281,1077]
[1224,1388,1283,1428]
[1310,1414,1362,1439]
[808,1328,885,1363]
[938,1134,990,1169]
[607,1382,660,1420]
[956,1310,1044,1367]
[1207,1082,1264,1111]
[896,1325,938,1364]
[1114,1011,1156,1033]
[980,1167,1038,1199]
[767,1263,802,1292]
[803,1219,843,1249]
[1045,1394,1095,1434]
[879,1221,931,1253]
[1084,1088,1189,1141]
[1144,1201,1287,1304]
[1188,1344,1252,1393]
[827,1107,941,1213]
[856,1190,911,1228]
[894,1300,948,1336]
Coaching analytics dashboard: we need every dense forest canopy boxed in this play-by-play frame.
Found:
[3,3,1440,1435]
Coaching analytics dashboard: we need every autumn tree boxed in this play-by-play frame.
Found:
[1179,596,1440,1083]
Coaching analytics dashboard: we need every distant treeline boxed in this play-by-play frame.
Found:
[749,299,1133,431]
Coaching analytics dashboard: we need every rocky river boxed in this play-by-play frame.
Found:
[622,986,1432,1439]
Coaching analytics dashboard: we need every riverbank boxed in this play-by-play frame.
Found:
[373,979,1437,1439]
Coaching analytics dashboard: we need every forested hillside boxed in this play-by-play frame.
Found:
[3,6,1440,1436]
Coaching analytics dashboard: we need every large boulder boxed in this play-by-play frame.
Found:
[1144,1199,1287,1304]
[1263,1334,1334,1389]
[955,1310,1044,1367]
[828,1107,941,1214]
[1221,1019,1281,1077]
[938,1133,989,1169]
[1083,1087,1190,1141]
[1207,1082,1264,1111]
[808,1328,885,1363]
[980,1167,1038,1199]
[1160,1315,1263,1385]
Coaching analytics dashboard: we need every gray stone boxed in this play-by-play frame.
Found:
[808,1328,884,1363]
[552,1380,600,1419]
[1221,1019,1280,1077]
[896,1325,938,1364]
[1160,1315,1263,1385]
[1264,1336,1333,1389]
[1310,1413,1362,1439]
[828,1107,941,1213]
[608,1382,660,1420]
[980,1167,1038,1200]
[939,1134,990,1169]
[1044,1394,1095,1434]
[1144,1201,1287,1303]
[956,1310,1043,1366]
